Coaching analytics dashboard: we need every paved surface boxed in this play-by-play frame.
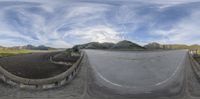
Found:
[85,50,187,95]
[0,52,70,79]
[0,50,200,99]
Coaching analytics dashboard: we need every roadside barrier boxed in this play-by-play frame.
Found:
[189,51,200,81]
[0,52,84,89]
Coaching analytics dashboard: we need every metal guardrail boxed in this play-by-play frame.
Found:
[0,52,84,89]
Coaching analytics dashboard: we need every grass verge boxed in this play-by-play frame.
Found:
[0,49,32,57]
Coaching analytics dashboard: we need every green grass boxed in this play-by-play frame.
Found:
[197,50,200,55]
[0,49,32,57]
[193,49,200,55]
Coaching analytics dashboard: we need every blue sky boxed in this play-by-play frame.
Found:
[0,0,200,48]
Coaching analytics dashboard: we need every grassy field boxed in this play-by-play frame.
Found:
[0,49,32,57]
[192,49,200,55]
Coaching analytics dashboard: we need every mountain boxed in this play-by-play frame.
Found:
[24,45,56,50]
[72,40,145,51]
[101,42,115,49]
[22,44,35,50]
[11,45,56,50]
[144,42,164,49]
[73,42,110,50]
[111,40,145,50]
[144,42,200,50]
[37,45,50,50]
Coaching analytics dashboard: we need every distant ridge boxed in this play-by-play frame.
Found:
[144,42,200,50]
[23,45,54,50]
[0,45,56,50]
[72,40,145,50]
[1,41,200,51]
[73,40,200,51]
[111,40,145,50]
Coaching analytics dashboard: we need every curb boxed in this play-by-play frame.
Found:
[189,52,200,82]
[0,51,84,89]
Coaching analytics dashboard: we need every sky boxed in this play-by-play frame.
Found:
[0,0,200,48]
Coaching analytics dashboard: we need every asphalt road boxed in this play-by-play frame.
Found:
[0,52,71,79]
[85,50,188,98]
[0,50,200,99]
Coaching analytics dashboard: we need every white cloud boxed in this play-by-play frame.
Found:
[0,0,200,47]
[64,25,122,43]
[45,40,71,48]
[150,10,200,44]
[65,4,108,19]
[145,0,200,4]
[106,0,200,5]
[0,1,122,47]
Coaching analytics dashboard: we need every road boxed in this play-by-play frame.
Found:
[86,50,186,92]
[0,50,200,99]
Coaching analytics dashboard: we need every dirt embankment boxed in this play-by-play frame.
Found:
[0,52,72,79]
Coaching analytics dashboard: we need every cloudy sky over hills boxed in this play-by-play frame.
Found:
[0,0,199,48]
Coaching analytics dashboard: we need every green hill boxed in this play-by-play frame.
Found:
[111,40,145,50]
[144,42,200,50]
[72,40,145,51]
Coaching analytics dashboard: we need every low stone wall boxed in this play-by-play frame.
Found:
[189,51,200,81]
[0,51,84,89]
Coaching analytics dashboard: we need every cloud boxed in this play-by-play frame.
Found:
[0,0,199,47]
[63,25,122,44]
[151,10,200,44]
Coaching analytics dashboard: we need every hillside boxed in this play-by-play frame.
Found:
[0,49,31,57]
[72,40,145,51]
[11,45,56,50]
[111,40,145,50]
[144,42,200,50]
